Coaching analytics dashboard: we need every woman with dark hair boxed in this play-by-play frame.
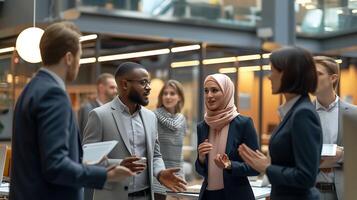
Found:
[153,80,186,200]
[239,46,323,200]
[196,74,259,200]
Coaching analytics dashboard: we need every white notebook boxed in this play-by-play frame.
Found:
[83,141,118,165]
[321,144,337,157]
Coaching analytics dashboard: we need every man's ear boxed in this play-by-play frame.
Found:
[331,74,339,85]
[122,79,129,91]
[64,52,73,66]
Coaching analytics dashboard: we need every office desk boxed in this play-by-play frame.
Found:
[167,185,271,200]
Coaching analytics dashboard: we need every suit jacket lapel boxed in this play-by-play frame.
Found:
[139,109,153,184]
[225,122,234,154]
[139,109,152,158]
[337,100,349,146]
[201,122,209,140]
[110,99,133,155]
[201,122,210,167]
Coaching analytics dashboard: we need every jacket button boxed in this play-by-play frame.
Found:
[124,186,128,191]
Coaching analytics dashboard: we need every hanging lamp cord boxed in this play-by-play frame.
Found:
[33,0,36,27]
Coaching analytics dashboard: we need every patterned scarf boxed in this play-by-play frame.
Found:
[154,107,185,131]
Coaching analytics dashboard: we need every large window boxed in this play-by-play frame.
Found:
[340,64,357,104]
[296,0,357,35]
[0,55,13,140]
[80,0,262,28]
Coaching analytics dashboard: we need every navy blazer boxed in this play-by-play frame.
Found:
[266,95,323,200]
[11,70,107,200]
[195,115,259,200]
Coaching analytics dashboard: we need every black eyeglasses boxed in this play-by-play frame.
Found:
[126,79,151,87]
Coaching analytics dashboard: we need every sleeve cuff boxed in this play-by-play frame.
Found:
[85,165,108,189]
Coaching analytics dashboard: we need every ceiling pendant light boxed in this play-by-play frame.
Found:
[15,0,44,63]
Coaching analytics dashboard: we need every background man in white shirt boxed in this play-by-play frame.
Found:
[313,56,357,200]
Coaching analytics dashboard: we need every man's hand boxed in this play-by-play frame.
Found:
[214,154,231,169]
[106,165,134,182]
[120,156,146,173]
[198,139,213,164]
[320,146,344,168]
[158,168,187,192]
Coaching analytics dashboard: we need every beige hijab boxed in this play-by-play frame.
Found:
[204,74,239,131]
[204,74,239,190]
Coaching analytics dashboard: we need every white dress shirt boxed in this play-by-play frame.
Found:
[117,98,149,193]
[316,96,339,183]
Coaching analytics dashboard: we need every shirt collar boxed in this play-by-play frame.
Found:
[316,95,339,111]
[96,98,104,106]
[278,95,301,119]
[117,97,141,115]
[39,67,66,91]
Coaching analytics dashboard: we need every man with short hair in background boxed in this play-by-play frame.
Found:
[78,73,117,140]
[313,56,357,200]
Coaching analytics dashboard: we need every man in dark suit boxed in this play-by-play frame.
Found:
[78,73,117,200]
[78,73,117,140]
[11,22,133,200]
[314,56,357,200]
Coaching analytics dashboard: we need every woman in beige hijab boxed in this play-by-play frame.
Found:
[195,74,259,200]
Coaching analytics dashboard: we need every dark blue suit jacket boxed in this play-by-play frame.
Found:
[195,115,259,200]
[266,95,323,200]
[11,70,107,200]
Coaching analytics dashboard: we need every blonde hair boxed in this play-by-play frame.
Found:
[313,56,340,89]
[157,80,185,113]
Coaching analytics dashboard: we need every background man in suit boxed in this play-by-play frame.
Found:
[78,73,117,140]
[11,22,133,200]
[83,62,187,200]
[78,74,117,200]
[314,56,357,200]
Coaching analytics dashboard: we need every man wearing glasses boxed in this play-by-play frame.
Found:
[83,62,187,200]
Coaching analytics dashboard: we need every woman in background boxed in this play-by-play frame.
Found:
[239,46,323,200]
[196,74,259,200]
[153,80,186,200]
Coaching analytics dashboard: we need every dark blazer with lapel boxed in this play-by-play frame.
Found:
[195,115,259,200]
[78,100,100,141]
[11,70,107,200]
[266,95,323,200]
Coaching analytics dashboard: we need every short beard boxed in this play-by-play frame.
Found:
[105,91,116,102]
[128,89,148,106]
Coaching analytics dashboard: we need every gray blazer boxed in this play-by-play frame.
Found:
[83,97,166,200]
[335,100,357,200]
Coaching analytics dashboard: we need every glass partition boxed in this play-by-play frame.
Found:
[340,64,357,105]
[80,0,262,28]
[0,55,14,140]
[296,0,357,35]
